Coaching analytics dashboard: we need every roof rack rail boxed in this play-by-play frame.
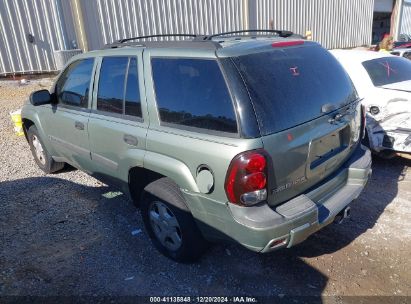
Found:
[118,34,206,43]
[104,33,218,49]
[206,29,294,40]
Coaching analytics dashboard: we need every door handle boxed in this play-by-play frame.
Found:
[75,121,85,130]
[123,134,138,146]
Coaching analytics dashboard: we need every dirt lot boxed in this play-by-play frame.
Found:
[0,79,410,302]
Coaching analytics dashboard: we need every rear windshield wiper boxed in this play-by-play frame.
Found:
[321,98,363,114]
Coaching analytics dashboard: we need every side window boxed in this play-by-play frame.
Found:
[404,52,411,60]
[56,58,94,108]
[151,58,237,134]
[125,58,142,117]
[97,56,143,118]
[97,57,128,114]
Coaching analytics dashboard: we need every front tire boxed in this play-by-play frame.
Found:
[141,178,208,262]
[27,125,64,173]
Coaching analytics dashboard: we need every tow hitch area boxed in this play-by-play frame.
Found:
[334,206,351,224]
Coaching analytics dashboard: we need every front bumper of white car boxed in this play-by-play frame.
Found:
[366,112,411,154]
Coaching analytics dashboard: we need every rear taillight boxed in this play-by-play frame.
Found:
[361,104,366,139]
[225,150,268,206]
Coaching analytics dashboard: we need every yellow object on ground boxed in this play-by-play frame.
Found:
[10,109,24,136]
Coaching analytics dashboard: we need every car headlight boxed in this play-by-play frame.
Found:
[369,106,380,115]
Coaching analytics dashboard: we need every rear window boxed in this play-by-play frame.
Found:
[232,45,357,135]
[363,56,411,86]
[151,58,237,134]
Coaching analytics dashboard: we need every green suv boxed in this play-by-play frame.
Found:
[22,31,372,262]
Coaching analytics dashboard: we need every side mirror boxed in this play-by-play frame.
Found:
[29,89,52,106]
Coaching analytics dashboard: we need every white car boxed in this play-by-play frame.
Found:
[391,48,411,60]
[331,50,411,156]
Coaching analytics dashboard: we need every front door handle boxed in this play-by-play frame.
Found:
[123,134,138,146]
[75,121,85,130]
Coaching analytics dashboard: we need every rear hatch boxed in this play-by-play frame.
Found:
[226,42,362,206]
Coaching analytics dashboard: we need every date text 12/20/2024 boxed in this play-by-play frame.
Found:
[150,297,258,303]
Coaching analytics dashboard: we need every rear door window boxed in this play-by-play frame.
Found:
[56,58,94,108]
[97,57,128,114]
[362,56,411,86]
[97,56,143,118]
[151,58,238,134]
[232,45,357,135]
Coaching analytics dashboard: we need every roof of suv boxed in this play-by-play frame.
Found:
[82,37,313,61]
[81,31,312,58]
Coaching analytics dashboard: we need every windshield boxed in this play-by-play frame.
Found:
[231,45,357,135]
[362,56,411,87]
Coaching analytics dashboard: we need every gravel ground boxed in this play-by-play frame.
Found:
[0,78,410,302]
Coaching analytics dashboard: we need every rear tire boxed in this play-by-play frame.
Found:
[140,178,208,262]
[27,125,64,173]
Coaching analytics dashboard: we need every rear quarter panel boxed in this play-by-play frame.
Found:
[142,47,263,209]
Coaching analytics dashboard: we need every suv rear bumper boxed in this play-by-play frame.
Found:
[185,144,371,252]
[225,144,372,252]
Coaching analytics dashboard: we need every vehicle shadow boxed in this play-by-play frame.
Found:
[0,176,326,299]
[0,156,408,299]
